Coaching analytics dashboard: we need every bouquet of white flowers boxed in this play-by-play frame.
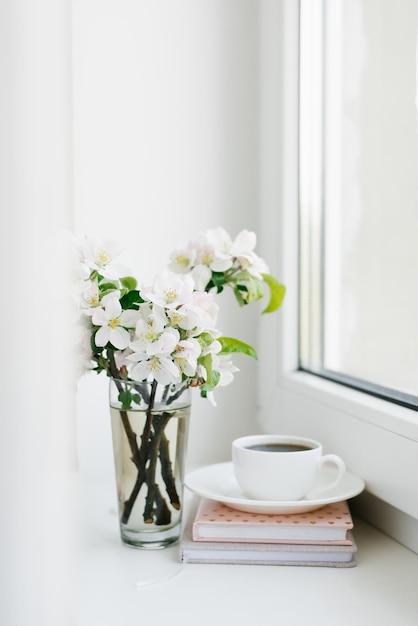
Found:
[75,226,285,546]
[77,227,285,395]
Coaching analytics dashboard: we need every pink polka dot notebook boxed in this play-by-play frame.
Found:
[192,497,354,544]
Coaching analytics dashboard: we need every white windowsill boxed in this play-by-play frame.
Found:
[281,370,418,442]
[74,476,418,626]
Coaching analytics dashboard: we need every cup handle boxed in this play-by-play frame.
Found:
[309,454,346,496]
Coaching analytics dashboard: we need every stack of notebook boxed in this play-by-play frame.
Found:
[179,497,357,567]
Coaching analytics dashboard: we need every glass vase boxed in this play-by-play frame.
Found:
[109,378,191,549]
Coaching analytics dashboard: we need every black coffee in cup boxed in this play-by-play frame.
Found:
[247,443,312,453]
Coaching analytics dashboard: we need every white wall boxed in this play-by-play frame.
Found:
[73,0,267,480]
[0,2,74,625]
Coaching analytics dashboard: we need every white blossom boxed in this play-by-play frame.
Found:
[190,264,212,291]
[75,317,97,374]
[213,353,240,387]
[172,338,201,376]
[113,347,134,371]
[141,269,195,309]
[144,327,179,357]
[189,291,219,330]
[92,297,139,350]
[79,236,130,279]
[129,355,181,385]
[79,279,100,314]
[231,229,269,278]
[191,229,233,272]
[131,303,167,352]
[168,246,196,274]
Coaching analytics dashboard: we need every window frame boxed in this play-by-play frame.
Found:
[298,0,418,410]
[258,0,418,524]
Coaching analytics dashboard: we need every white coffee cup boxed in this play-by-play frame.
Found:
[232,434,346,501]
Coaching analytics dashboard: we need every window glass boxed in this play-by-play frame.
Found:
[299,0,418,407]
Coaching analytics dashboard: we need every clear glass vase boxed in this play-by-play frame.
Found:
[109,378,191,549]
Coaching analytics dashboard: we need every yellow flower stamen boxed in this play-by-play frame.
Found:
[97,249,112,265]
[109,318,120,329]
[148,358,161,372]
[164,288,178,303]
[176,255,189,267]
[170,311,182,326]
[201,252,213,265]
[87,294,100,306]
[141,330,158,343]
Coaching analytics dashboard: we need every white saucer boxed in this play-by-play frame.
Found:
[185,462,365,514]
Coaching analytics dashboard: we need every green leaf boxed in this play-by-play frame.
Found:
[132,393,142,406]
[261,273,286,314]
[199,353,213,383]
[233,285,248,307]
[91,332,104,355]
[118,390,132,410]
[200,361,221,393]
[199,353,221,392]
[99,281,119,291]
[244,276,265,304]
[120,289,144,310]
[120,276,137,290]
[211,271,227,287]
[201,370,221,393]
[99,288,120,299]
[218,336,258,360]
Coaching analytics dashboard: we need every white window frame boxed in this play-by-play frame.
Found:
[258,0,418,531]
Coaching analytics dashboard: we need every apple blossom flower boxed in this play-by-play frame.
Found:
[244,253,269,278]
[131,303,167,351]
[190,264,212,291]
[75,317,97,374]
[129,354,181,385]
[205,226,233,257]
[212,353,240,387]
[128,328,180,368]
[172,338,201,376]
[168,246,196,274]
[189,291,219,328]
[167,298,217,334]
[191,229,233,272]
[80,236,130,280]
[80,280,100,313]
[230,229,257,259]
[113,347,134,371]
[141,270,195,309]
[92,297,139,350]
[144,327,180,357]
[230,229,269,278]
